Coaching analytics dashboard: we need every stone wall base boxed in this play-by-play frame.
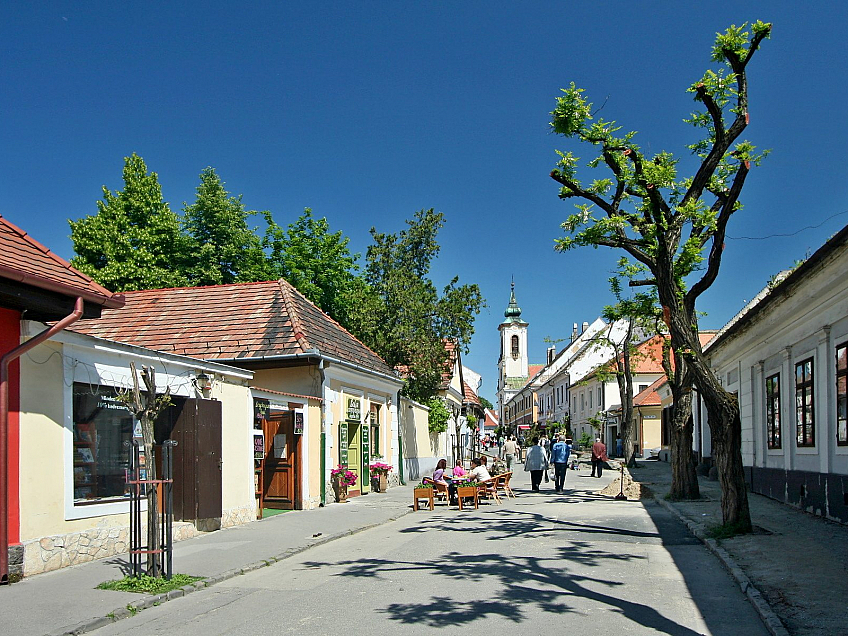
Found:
[20,503,256,578]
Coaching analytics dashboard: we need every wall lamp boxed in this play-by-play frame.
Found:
[194,372,213,398]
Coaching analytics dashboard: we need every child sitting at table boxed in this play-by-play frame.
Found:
[452,459,467,478]
[432,459,449,486]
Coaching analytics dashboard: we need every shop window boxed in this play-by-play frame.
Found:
[72,384,135,502]
[795,358,815,447]
[765,372,781,449]
[837,342,847,446]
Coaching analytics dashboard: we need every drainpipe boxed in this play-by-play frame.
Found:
[1,297,84,584]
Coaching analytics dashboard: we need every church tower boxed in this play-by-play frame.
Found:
[496,281,528,423]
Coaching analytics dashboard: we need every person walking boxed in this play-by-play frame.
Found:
[591,437,608,478]
[502,436,518,472]
[550,434,572,493]
[524,438,549,492]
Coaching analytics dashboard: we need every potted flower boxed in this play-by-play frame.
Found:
[413,482,434,510]
[330,465,357,503]
[370,462,392,492]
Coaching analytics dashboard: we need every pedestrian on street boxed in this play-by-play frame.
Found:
[591,437,608,478]
[502,435,518,471]
[616,434,623,458]
[524,438,549,492]
[550,434,572,492]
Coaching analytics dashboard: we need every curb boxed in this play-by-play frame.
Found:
[654,496,789,636]
[53,506,414,635]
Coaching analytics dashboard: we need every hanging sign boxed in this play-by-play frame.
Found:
[339,421,349,466]
[346,397,361,421]
[253,398,269,428]
[253,432,265,460]
[361,420,370,468]
[294,411,304,435]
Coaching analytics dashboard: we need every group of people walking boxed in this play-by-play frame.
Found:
[523,434,573,492]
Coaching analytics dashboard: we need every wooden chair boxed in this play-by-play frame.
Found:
[496,472,515,499]
[423,477,449,503]
[477,476,502,504]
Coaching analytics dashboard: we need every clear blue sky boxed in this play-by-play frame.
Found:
[3,2,847,405]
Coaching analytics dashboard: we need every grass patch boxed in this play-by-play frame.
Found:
[98,573,204,594]
[706,521,750,540]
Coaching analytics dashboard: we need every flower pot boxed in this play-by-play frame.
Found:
[379,474,388,491]
[333,481,349,503]
[371,475,381,492]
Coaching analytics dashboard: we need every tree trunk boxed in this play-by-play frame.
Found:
[145,437,161,577]
[668,386,700,500]
[706,393,752,531]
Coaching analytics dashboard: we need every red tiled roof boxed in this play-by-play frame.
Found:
[71,279,395,377]
[633,375,665,407]
[0,215,123,307]
[439,340,458,390]
[484,408,499,428]
[463,382,480,406]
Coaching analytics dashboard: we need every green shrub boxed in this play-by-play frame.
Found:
[97,573,204,594]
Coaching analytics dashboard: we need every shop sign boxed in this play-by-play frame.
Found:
[346,397,361,422]
[253,432,265,460]
[254,398,269,427]
[339,421,348,466]
[294,411,304,435]
[361,421,370,468]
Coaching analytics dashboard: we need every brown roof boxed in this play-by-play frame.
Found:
[439,340,459,390]
[0,215,123,308]
[633,376,665,407]
[463,382,480,406]
[71,279,396,377]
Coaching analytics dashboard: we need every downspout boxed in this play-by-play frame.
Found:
[1,297,84,584]
[318,359,326,506]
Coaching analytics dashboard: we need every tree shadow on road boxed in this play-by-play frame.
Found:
[302,541,701,634]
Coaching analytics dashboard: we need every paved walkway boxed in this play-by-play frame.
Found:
[0,487,414,636]
[626,459,848,636]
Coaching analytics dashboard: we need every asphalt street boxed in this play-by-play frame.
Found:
[90,470,769,635]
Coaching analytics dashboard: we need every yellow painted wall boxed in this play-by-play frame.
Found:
[639,406,663,452]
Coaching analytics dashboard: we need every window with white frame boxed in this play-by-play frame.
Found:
[765,372,781,449]
[837,342,847,446]
[795,358,815,447]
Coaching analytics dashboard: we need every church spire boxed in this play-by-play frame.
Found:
[504,279,522,322]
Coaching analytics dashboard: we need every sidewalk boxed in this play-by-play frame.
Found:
[627,459,848,636]
[0,485,415,636]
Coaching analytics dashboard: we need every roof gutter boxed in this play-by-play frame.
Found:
[0,264,125,310]
[1,296,84,584]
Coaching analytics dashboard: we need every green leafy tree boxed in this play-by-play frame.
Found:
[549,22,771,531]
[182,168,271,286]
[70,153,189,291]
[478,396,494,411]
[352,209,484,402]
[265,208,363,329]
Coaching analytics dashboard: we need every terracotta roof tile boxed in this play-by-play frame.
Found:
[71,279,395,377]
[633,376,665,407]
[0,214,123,307]
[463,382,480,405]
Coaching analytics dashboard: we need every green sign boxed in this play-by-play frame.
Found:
[361,420,370,492]
[339,421,348,467]
[346,397,361,422]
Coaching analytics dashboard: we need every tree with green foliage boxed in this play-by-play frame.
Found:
[182,167,271,286]
[478,395,494,411]
[70,153,189,291]
[351,209,484,402]
[549,22,771,531]
[265,208,363,329]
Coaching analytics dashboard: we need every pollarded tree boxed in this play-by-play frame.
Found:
[70,153,189,291]
[549,22,771,531]
[182,167,272,286]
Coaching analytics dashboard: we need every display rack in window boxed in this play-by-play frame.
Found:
[73,422,96,500]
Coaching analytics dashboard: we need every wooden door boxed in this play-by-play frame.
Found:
[263,413,298,509]
[167,398,222,523]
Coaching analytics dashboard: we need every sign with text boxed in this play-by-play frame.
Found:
[346,397,361,422]
[253,432,265,460]
[294,411,304,435]
[339,421,348,466]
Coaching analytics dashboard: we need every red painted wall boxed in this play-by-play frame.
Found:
[0,307,21,545]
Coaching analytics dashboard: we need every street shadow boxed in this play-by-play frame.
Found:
[102,557,134,578]
[301,547,701,634]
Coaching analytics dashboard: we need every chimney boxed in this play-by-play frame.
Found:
[582,321,589,334]
[547,346,556,364]
[572,323,578,342]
